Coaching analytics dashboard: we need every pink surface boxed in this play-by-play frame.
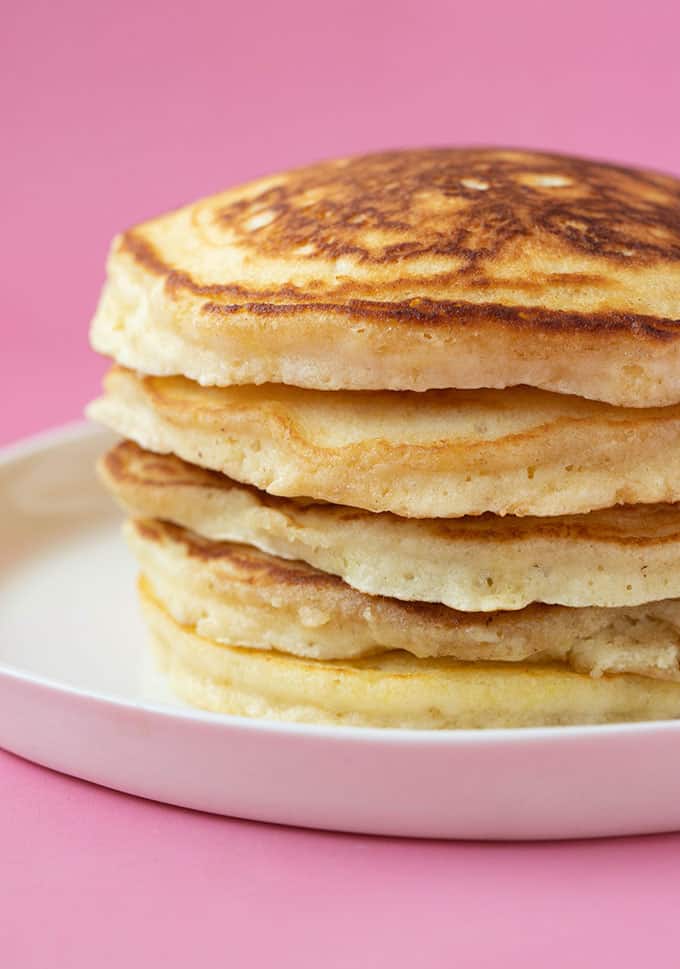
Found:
[2,755,680,969]
[3,1,680,964]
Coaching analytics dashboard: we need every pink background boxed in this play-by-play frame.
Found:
[3,1,680,964]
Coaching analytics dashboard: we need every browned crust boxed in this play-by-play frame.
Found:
[101,439,327,509]
[108,441,680,546]
[103,438,228,491]
[134,518,367,590]
[120,231,679,340]
[117,147,680,341]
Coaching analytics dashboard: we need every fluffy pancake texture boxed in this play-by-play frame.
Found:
[90,148,680,406]
[140,579,680,728]
[128,518,680,682]
[88,367,680,518]
[103,442,680,611]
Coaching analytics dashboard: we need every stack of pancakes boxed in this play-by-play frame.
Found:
[88,148,680,728]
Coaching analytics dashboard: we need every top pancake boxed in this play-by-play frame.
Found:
[90,148,680,405]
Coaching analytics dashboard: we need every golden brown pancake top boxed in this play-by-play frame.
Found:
[90,148,680,404]
[125,148,680,295]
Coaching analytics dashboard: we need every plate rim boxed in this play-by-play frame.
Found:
[3,418,680,749]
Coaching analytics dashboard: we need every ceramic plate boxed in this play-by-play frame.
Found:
[2,423,680,840]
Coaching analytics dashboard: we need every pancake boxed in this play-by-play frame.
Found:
[88,367,680,519]
[140,578,680,728]
[128,518,680,682]
[103,441,680,611]
[89,148,680,406]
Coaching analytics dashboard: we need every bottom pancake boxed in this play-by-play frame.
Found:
[139,578,680,729]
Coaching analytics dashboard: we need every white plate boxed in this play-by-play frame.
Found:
[2,424,680,840]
